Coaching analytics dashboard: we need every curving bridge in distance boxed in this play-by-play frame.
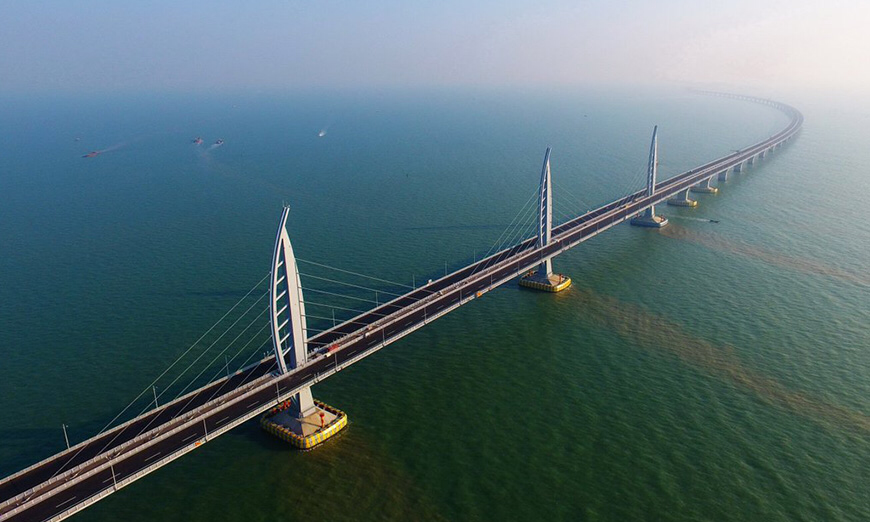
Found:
[0,92,802,522]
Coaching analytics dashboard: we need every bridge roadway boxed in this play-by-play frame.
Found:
[0,94,802,522]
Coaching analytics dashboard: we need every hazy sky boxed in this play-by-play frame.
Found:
[1,0,868,94]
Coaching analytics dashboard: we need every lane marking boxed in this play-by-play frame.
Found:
[182,433,198,443]
[144,452,161,463]
[55,496,77,508]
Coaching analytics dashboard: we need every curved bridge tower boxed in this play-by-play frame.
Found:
[631,126,669,228]
[264,206,348,449]
[519,148,572,292]
[270,206,316,416]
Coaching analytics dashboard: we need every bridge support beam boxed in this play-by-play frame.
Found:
[268,207,347,448]
[717,168,729,182]
[691,176,718,194]
[667,188,698,207]
[519,147,571,292]
[631,126,668,228]
[735,161,745,173]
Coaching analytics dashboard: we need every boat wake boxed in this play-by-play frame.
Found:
[81,141,127,158]
[664,215,719,223]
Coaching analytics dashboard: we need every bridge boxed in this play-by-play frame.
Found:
[0,92,802,522]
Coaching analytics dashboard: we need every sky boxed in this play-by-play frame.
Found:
[1,0,868,95]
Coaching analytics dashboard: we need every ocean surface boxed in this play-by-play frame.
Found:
[0,87,868,521]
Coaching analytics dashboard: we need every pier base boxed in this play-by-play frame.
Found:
[261,399,347,450]
[630,213,668,228]
[667,198,698,207]
[667,189,698,207]
[691,178,718,194]
[519,272,571,292]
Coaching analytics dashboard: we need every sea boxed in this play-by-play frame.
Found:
[0,87,868,521]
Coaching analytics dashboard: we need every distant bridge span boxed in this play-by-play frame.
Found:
[0,92,802,522]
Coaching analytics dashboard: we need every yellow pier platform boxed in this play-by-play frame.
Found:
[519,273,572,292]
[261,400,347,450]
[666,198,698,207]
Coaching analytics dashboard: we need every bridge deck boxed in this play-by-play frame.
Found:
[0,93,802,522]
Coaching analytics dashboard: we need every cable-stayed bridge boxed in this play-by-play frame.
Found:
[0,93,802,522]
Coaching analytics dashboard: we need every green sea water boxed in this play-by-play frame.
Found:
[0,88,868,521]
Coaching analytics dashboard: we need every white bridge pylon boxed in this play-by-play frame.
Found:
[269,206,316,417]
[519,147,572,292]
[630,125,669,228]
[537,147,554,277]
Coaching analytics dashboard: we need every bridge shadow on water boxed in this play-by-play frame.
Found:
[573,288,870,437]
[170,289,262,299]
[0,429,64,478]
[404,224,507,232]
[659,224,870,287]
[0,412,121,478]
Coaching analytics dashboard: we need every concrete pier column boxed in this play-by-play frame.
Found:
[717,168,729,182]
[667,188,698,207]
[735,161,745,173]
[691,176,718,193]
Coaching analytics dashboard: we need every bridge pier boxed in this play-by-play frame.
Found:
[691,176,718,193]
[735,161,745,173]
[631,126,668,228]
[631,207,667,227]
[718,168,729,182]
[519,148,571,292]
[267,207,347,449]
[667,188,698,207]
